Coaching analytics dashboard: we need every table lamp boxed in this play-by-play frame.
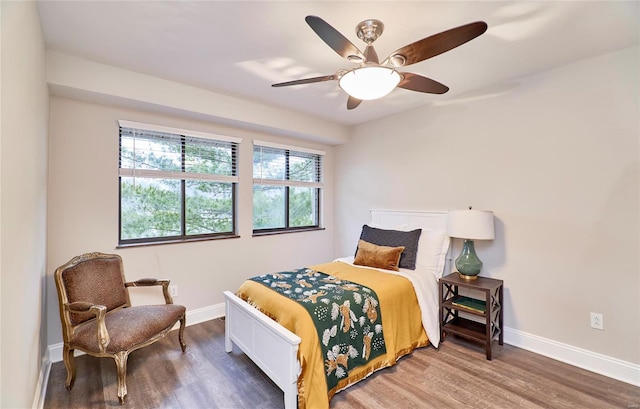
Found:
[447,207,495,280]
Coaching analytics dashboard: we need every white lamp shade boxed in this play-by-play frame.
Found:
[447,209,495,240]
[339,66,401,100]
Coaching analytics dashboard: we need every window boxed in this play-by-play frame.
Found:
[118,120,241,245]
[253,140,324,233]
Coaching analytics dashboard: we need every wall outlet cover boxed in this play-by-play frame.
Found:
[590,312,603,330]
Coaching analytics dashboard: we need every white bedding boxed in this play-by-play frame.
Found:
[334,256,441,347]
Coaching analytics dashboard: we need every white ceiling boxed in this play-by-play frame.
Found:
[37,1,639,127]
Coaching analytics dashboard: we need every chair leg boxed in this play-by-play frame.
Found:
[113,351,129,405]
[178,316,187,352]
[63,344,76,390]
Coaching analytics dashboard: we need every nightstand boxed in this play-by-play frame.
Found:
[439,273,504,360]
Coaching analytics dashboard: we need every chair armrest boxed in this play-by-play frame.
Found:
[125,278,173,304]
[66,301,96,312]
[125,278,168,287]
[64,302,110,353]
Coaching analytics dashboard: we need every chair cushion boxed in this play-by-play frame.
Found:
[62,256,129,325]
[70,304,186,354]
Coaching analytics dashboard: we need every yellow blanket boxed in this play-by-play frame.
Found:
[236,261,429,409]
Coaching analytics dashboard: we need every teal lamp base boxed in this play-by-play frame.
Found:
[455,239,483,280]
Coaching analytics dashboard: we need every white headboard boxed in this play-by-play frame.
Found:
[370,209,452,276]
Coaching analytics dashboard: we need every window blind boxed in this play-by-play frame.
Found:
[119,121,240,183]
[253,140,324,188]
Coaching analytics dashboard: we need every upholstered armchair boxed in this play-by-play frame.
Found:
[54,252,187,404]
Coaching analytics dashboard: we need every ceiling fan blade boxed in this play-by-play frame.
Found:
[272,75,336,87]
[347,96,362,110]
[383,21,488,67]
[398,73,449,94]
[306,15,365,61]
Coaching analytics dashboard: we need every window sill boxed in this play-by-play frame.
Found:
[117,234,240,249]
[252,227,325,237]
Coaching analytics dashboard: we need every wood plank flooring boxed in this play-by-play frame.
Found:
[44,318,640,408]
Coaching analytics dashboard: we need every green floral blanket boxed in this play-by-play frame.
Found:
[250,267,386,392]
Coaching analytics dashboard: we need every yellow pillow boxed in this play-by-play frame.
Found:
[354,239,405,271]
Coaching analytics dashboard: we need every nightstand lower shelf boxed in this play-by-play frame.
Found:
[442,317,486,343]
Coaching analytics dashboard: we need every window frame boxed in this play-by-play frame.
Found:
[118,120,241,246]
[252,141,324,235]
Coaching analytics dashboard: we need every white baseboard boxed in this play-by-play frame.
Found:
[35,302,225,408]
[36,307,638,409]
[504,326,640,387]
[185,302,225,326]
[32,348,51,409]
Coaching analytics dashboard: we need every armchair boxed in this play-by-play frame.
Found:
[54,252,186,404]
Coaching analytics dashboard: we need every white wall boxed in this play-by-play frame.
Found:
[0,1,49,407]
[46,97,335,346]
[334,46,639,365]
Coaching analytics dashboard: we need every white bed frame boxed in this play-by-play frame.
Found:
[224,209,450,409]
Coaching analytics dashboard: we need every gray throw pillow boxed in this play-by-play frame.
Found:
[357,225,422,270]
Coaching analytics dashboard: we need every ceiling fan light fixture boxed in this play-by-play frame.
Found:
[338,66,401,100]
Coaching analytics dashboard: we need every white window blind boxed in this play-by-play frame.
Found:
[119,121,240,183]
[253,140,324,188]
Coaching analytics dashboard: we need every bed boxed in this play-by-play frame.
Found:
[223,210,452,409]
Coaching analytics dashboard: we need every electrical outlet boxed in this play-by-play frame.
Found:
[590,312,603,330]
[169,285,178,298]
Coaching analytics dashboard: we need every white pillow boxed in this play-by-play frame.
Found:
[367,222,408,230]
[367,222,450,278]
[416,229,450,278]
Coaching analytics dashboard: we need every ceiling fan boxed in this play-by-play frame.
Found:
[272,16,488,110]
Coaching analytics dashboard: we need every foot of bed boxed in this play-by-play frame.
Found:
[284,384,297,409]
[224,290,301,407]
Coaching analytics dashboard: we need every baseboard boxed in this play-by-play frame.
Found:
[36,302,225,408]
[186,302,225,326]
[504,327,640,387]
[32,348,51,409]
[37,308,638,408]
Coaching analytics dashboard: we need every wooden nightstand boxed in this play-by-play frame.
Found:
[439,273,504,360]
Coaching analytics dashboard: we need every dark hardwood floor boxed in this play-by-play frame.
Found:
[44,318,640,408]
